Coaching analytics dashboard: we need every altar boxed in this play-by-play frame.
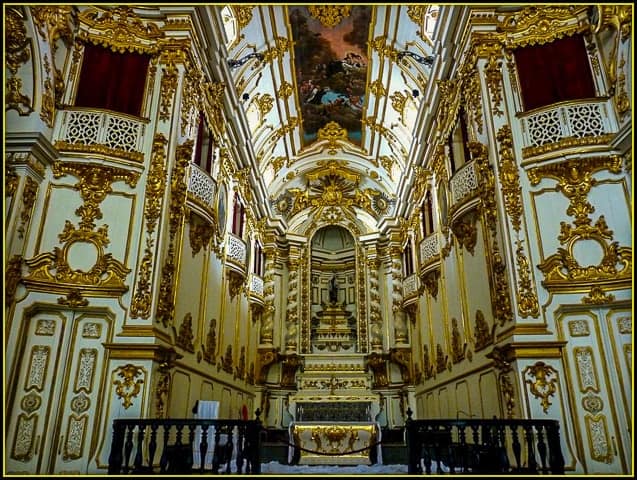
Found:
[289,421,381,465]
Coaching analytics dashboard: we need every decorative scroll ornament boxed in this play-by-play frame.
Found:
[175,313,195,353]
[5,255,23,307]
[17,176,38,239]
[231,5,254,29]
[23,163,137,296]
[473,309,493,352]
[113,364,144,409]
[156,140,193,327]
[316,121,348,155]
[308,6,352,28]
[77,6,164,54]
[515,240,540,318]
[57,289,89,308]
[451,211,478,255]
[530,157,631,291]
[496,125,522,231]
[6,7,34,115]
[256,347,279,384]
[486,346,515,418]
[524,361,558,414]
[582,286,616,305]
[130,135,168,318]
[497,6,589,48]
[188,212,215,256]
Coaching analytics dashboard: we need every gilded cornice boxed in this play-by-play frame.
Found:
[521,134,616,160]
[497,6,589,48]
[77,6,164,54]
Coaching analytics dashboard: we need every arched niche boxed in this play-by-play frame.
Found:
[308,225,359,353]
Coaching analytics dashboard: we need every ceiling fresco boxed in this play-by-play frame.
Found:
[289,6,372,146]
[222,5,438,229]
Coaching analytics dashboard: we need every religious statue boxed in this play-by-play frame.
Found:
[329,275,338,303]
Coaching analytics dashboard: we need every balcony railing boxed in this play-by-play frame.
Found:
[519,98,617,151]
[405,413,565,475]
[53,107,147,162]
[450,160,479,207]
[108,417,262,474]
[187,163,216,208]
[420,232,441,268]
[403,273,419,300]
[226,234,247,271]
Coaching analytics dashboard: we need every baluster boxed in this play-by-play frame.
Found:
[186,423,195,472]
[212,425,222,473]
[523,424,537,473]
[236,425,245,473]
[123,425,134,473]
[496,424,509,472]
[225,425,234,473]
[199,424,209,472]
[536,425,548,472]
[108,421,125,474]
[546,422,565,474]
[457,423,467,472]
[445,424,455,473]
[134,424,146,472]
[159,424,170,473]
[511,424,522,470]
[175,423,184,446]
[148,424,158,472]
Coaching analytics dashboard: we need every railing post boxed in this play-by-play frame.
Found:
[405,407,421,474]
[107,420,125,474]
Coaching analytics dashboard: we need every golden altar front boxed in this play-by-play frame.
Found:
[290,421,379,465]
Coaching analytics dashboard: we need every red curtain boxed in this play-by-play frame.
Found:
[75,43,150,116]
[514,34,596,111]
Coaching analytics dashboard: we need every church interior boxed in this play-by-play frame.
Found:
[4,4,633,475]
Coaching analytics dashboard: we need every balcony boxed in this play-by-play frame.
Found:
[519,97,618,160]
[419,232,441,273]
[248,273,265,309]
[449,160,481,219]
[402,273,420,309]
[186,163,217,224]
[225,234,247,298]
[53,107,148,162]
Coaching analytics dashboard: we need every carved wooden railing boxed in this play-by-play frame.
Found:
[405,411,565,475]
[108,416,262,474]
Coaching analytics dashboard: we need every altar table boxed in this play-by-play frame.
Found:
[289,421,381,465]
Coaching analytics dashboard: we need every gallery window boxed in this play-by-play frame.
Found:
[231,192,245,238]
[193,111,216,175]
[421,190,435,237]
[75,43,150,117]
[514,34,596,111]
[252,240,265,277]
[403,240,414,277]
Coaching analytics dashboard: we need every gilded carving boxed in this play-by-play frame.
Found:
[156,140,193,327]
[422,344,433,380]
[435,344,447,374]
[159,57,179,121]
[113,364,144,409]
[486,346,515,418]
[369,79,387,98]
[57,289,89,308]
[308,6,351,28]
[6,167,19,197]
[261,36,292,65]
[585,414,614,463]
[77,6,164,54]
[280,353,302,387]
[6,7,34,115]
[582,286,616,305]
[11,414,37,461]
[130,134,168,319]
[154,371,170,419]
[21,392,42,414]
[389,347,412,384]
[497,6,589,48]
[531,157,631,291]
[175,313,195,353]
[523,361,558,414]
[421,269,440,299]
[366,352,389,388]
[26,345,49,391]
[483,53,503,116]
[451,212,477,255]
[582,393,603,415]
[231,5,254,29]
[515,240,539,318]
[219,344,234,374]
[277,81,294,99]
[17,176,38,239]
[316,121,348,155]
[40,54,55,127]
[473,309,493,351]
[5,254,23,307]
[451,318,465,364]
[202,80,226,138]
[256,347,279,384]
[235,346,246,380]
[202,318,217,364]
[188,213,215,256]
[496,125,522,231]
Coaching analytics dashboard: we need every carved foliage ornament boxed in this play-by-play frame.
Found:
[77,6,164,54]
[113,364,144,409]
[24,163,136,295]
[6,7,34,114]
[524,361,558,414]
[308,6,352,28]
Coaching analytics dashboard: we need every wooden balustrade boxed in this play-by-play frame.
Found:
[405,410,565,475]
[108,414,262,474]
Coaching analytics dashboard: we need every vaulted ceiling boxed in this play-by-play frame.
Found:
[218,5,438,233]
